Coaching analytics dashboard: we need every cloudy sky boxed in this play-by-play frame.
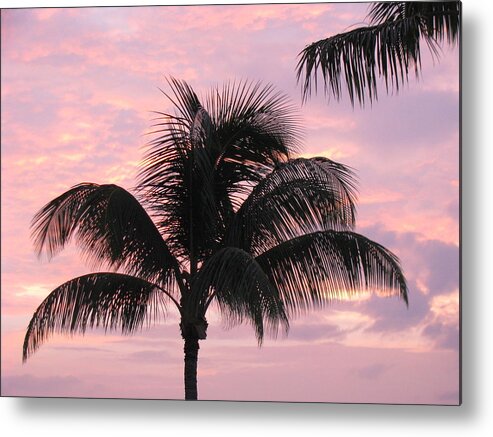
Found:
[1,2,459,404]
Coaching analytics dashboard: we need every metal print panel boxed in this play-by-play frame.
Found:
[1,1,461,404]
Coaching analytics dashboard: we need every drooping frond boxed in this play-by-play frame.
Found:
[297,1,461,105]
[137,77,303,262]
[225,157,357,255]
[256,231,408,316]
[31,183,180,287]
[23,273,169,361]
[194,247,289,343]
[297,15,423,105]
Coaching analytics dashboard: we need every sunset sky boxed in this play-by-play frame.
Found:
[1,2,459,404]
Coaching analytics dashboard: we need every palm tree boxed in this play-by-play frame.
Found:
[297,1,461,106]
[23,78,408,400]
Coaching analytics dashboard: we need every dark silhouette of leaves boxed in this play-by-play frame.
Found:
[297,1,460,105]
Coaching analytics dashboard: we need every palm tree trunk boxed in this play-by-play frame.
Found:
[183,335,199,400]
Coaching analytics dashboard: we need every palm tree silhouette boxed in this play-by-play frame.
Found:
[297,1,461,106]
[23,78,408,400]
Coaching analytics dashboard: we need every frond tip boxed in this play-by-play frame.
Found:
[256,231,408,316]
[23,273,167,362]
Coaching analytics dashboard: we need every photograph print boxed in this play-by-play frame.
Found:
[1,1,460,404]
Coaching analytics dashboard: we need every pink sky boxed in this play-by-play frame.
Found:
[1,3,459,404]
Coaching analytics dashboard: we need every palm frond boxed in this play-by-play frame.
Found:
[297,16,422,105]
[226,157,358,255]
[23,272,169,361]
[297,1,460,105]
[31,183,180,287]
[367,2,407,24]
[369,2,461,45]
[194,247,288,343]
[256,230,408,316]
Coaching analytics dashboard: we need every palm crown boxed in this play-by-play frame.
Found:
[23,78,408,400]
